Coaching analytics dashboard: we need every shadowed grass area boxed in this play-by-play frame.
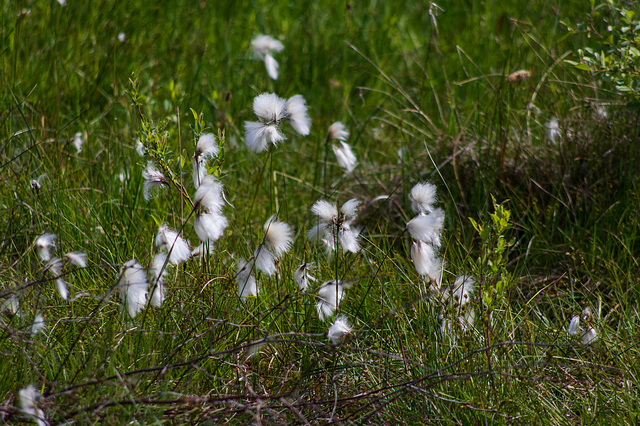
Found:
[1,0,639,423]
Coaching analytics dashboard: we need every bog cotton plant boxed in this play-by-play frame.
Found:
[149,253,168,307]
[293,263,316,291]
[244,92,311,153]
[254,215,293,276]
[192,133,219,189]
[142,161,169,201]
[328,122,358,173]
[117,260,148,318]
[236,258,258,299]
[406,182,444,286]
[316,280,351,320]
[19,384,46,426]
[327,315,352,344]
[307,199,361,253]
[252,34,284,80]
[155,225,191,265]
[193,175,228,251]
[35,233,56,262]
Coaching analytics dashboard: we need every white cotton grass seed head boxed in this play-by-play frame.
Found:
[30,173,47,191]
[254,246,277,276]
[311,200,338,223]
[582,327,598,345]
[547,117,561,144]
[19,384,46,426]
[410,240,442,284]
[263,215,293,258]
[340,199,360,223]
[328,121,349,142]
[406,208,445,247]
[286,95,311,136]
[316,280,346,321]
[253,93,287,123]
[409,182,438,214]
[71,132,83,153]
[30,314,45,335]
[338,225,360,253]
[237,258,258,299]
[35,233,56,262]
[45,258,63,277]
[328,315,352,344]
[142,161,169,201]
[293,263,316,291]
[252,35,284,80]
[193,175,225,212]
[252,35,284,60]
[193,133,218,188]
[64,251,87,268]
[332,141,358,173]
[567,316,581,336]
[118,259,148,318]
[155,225,191,265]
[149,253,168,308]
[194,211,228,244]
[55,278,69,300]
[244,121,286,153]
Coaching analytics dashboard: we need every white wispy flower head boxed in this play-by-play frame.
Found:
[55,278,69,301]
[71,132,83,153]
[155,225,191,265]
[328,121,349,142]
[263,215,294,258]
[142,161,169,201]
[254,246,277,276]
[308,199,361,253]
[582,327,598,345]
[35,233,56,262]
[193,175,225,212]
[244,121,286,153]
[311,200,338,223]
[410,240,442,285]
[64,251,87,268]
[118,32,126,42]
[328,315,352,344]
[450,275,474,306]
[286,95,311,136]
[252,35,284,80]
[409,182,438,214]
[19,384,46,426]
[338,225,360,253]
[546,117,561,144]
[194,211,228,244]
[332,141,358,173]
[293,263,316,291]
[117,259,148,318]
[30,314,45,335]
[45,257,63,276]
[149,253,168,308]
[340,199,360,223]
[253,93,287,123]
[237,258,258,298]
[406,208,445,247]
[567,316,581,336]
[316,280,348,321]
[30,173,47,191]
[193,134,219,188]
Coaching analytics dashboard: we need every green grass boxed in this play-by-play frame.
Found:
[1,0,640,423]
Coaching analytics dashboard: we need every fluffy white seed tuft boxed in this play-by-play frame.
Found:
[254,246,277,276]
[253,93,287,123]
[406,208,445,247]
[155,225,191,265]
[263,215,294,258]
[149,253,168,307]
[286,95,311,136]
[19,384,46,426]
[316,280,346,321]
[293,263,316,291]
[35,233,56,262]
[237,258,258,298]
[409,182,438,214]
[332,141,358,173]
[194,211,228,244]
[64,251,87,268]
[410,240,442,285]
[327,121,349,142]
[142,161,169,201]
[117,259,148,318]
[244,121,286,153]
[328,315,352,344]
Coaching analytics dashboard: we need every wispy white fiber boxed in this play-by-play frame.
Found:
[252,35,284,80]
[328,315,352,344]
[30,314,45,335]
[410,240,442,285]
[149,252,168,307]
[287,95,311,136]
[409,182,438,214]
[293,263,316,291]
[117,259,148,318]
[263,215,294,258]
[71,132,83,153]
[19,384,46,426]
[316,280,348,321]
[327,121,349,142]
[64,251,87,268]
[237,258,258,299]
[142,161,169,201]
[406,208,445,247]
[332,141,358,173]
[155,225,191,265]
[194,211,228,244]
[35,233,56,262]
